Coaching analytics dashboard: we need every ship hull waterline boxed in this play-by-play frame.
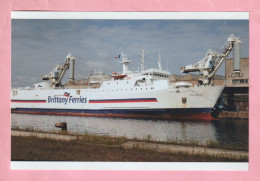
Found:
[11,107,219,121]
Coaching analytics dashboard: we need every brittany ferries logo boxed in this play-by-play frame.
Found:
[47,92,87,105]
[64,92,70,97]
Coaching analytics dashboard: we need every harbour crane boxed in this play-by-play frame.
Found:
[180,34,242,85]
[41,53,75,87]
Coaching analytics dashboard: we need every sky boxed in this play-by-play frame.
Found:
[11,19,249,88]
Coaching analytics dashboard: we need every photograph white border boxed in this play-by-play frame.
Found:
[11,11,249,171]
[11,11,249,20]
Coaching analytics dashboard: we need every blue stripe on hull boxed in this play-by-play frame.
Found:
[11,107,213,115]
[11,108,218,120]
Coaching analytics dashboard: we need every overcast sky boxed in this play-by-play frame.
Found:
[11,19,249,88]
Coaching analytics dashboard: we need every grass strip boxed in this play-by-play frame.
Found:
[11,135,248,162]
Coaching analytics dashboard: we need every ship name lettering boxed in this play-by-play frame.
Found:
[47,96,87,105]
[68,96,87,104]
[48,96,68,105]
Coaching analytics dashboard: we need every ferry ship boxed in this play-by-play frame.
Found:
[11,35,242,120]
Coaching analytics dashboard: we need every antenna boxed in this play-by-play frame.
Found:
[141,49,145,72]
[167,57,168,71]
[158,49,162,70]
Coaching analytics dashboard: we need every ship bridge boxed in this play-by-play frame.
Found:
[141,68,170,80]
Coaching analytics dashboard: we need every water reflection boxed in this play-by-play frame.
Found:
[11,113,248,147]
[211,119,248,148]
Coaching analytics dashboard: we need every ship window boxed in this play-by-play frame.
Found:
[13,91,17,96]
[232,79,248,84]
[76,90,80,95]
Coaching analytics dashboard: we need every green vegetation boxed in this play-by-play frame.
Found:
[79,134,127,145]
[11,135,248,162]
[11,127,248,151]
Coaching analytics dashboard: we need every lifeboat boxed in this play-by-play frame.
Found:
[112,72,127,79]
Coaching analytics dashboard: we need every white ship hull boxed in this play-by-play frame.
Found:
[11,51,227,120]
[11,80,224,120]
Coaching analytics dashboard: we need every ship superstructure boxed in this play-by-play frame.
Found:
[11,35,242,120]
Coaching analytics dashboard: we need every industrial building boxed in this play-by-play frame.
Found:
[169,57,249,112]
[224,57,249,112]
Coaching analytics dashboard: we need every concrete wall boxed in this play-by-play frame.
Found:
[225,58,249,87]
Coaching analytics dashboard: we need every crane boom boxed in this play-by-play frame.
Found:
[41,53,75,87]
[180,34,241,85]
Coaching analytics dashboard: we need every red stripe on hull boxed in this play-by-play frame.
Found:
[89,100,157,103]
[11,101,46,103]
[11,110,216,121]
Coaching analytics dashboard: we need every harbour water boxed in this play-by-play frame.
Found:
[11,113,248,148]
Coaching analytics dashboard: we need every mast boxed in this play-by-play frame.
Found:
[158,50,162,70]
[120,52,131,74]
[141,49,145,72]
